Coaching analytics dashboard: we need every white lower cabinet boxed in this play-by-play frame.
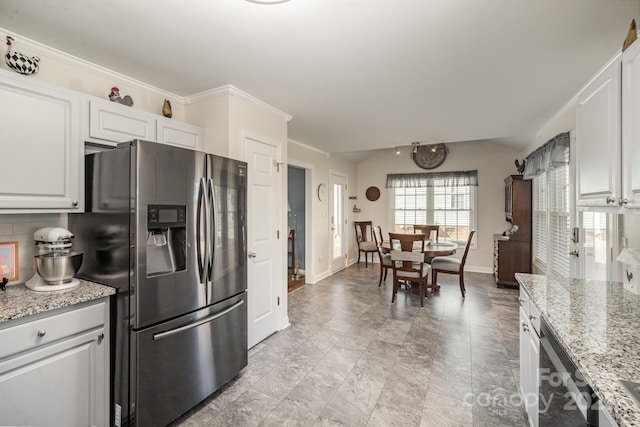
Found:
[0,298,109,427]
[519,288,539,427]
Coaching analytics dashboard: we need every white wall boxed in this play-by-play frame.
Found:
[356,141,521,272]
[287,141,358,282]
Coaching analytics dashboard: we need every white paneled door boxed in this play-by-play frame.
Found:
[330,172,348,273]
[245,137,280,348]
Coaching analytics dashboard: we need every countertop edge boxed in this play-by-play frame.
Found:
[0,279,116,324]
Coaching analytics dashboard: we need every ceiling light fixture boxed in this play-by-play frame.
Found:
[395,147,401,156]
[245,0,290,4]
[411,142,420,154]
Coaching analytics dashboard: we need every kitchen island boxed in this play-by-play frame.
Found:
[516,273,640,427]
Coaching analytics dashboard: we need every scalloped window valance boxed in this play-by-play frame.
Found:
[385,170,478,188]
[523,132,570,179]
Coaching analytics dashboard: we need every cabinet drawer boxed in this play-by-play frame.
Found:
[519,287,530,316]
[0,301,106,359]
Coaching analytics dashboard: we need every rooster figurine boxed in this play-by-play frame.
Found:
[5,36,39,75]
[108,87,134,106]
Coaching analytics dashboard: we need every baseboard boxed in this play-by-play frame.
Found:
[465,265,494,274]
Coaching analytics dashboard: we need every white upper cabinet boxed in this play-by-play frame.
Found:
[622,40,640,209]
[157,117,204,150]
[89,99,157,143]
[576,57,621,208]
[0,70,82,213]
[89,98,204,150]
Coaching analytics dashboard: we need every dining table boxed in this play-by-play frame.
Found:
[379,239,457,258]
[380,238,457,294]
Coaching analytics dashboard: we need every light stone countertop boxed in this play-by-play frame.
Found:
[0,279,115,323]
[516,273,640,427]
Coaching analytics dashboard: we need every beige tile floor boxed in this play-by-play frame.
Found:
[172,265,527,427]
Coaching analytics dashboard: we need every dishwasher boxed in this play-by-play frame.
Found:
[539,317,600,426]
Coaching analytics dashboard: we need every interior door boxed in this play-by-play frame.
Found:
[244,137,280,348]
[330,172,348,273]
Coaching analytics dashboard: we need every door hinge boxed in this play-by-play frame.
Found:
[277,296,280,306]
[274,160,284,172]
[277,230,280,239]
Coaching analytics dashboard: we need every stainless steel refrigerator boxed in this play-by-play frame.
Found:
[70,140,247,427]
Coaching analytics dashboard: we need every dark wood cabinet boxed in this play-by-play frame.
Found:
[495,175,532,287]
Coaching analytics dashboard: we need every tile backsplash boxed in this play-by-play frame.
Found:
[0,214,66,286]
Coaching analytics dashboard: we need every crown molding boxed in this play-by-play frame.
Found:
[187,85,293,122]
[288,138,331,157]
[1,26,295,121]
[0,27,188,104]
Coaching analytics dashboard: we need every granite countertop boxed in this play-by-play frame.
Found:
[516,273,640,427]
[0,279,116,323]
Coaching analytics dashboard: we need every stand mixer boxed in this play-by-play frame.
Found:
[25,227,83,291]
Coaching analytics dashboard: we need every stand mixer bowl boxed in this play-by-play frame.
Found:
[34,252,83,285]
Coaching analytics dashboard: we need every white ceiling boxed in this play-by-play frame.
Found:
[0,0,638,155]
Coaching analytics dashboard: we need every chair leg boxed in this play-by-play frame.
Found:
[391,279,398,303]
[459,271,466,298]
[419,279,424,307]
[431,270,438,292]
[365,252,368,268]
[357,250,361,264]
[383,268,388,282]
[378,264,384,287]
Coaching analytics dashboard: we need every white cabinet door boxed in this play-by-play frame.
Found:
[0,70,82,212]
[576,58,621,208]
[157,117,204,150]
[622,41,640,209]
[90,99,157,143]
[0,328,107,426]
[0,299,109,426]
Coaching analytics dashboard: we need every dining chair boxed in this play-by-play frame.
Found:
[389,232,428,307]
[430,230,476,298]
[413,225,440,241]
[372,225,392,287]
[413,224,440,264]
[354,221,377,267]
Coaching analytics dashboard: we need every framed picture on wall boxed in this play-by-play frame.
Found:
[0,241,19,281]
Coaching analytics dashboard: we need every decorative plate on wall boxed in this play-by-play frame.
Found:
[366,186,380,201]
[412,143,448,169]
[317,183,327,201]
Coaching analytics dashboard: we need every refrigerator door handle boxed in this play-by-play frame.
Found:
[152,299,245,341]
[196,177,208,285]
[207,178,216,281]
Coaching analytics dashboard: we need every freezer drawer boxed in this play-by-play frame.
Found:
[132,292,247,427]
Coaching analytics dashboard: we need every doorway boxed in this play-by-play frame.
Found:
[330,171,348,273]
[287,165,306,292]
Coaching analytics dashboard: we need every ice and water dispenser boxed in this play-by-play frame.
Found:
[146,205,187,276]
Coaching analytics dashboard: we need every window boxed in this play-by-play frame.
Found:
[387,170,477,247]
[527,131,571,278]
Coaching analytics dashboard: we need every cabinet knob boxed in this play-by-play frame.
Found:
[97,333,104,344]
[529,315,536,321]
[569,250,579,257]
[72,200,79,207]
[619,198,629,206]
[522,322,529,332]
[248,251,257,259]
[606,196,616,204]
[519,298,525,304]
[37,329,46,337]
